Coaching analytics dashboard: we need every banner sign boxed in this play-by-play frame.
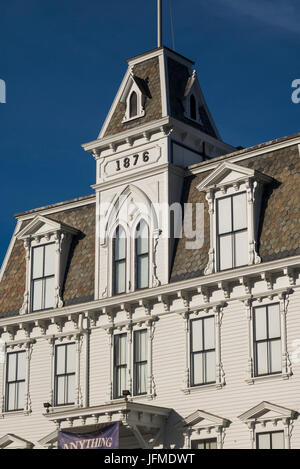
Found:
[58,423,119,450]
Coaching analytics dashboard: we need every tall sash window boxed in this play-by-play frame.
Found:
[135,220,149,290]
[31,243,55,311]
[134,330,148,395]
[114,334,127,399]
[113,226,126,295]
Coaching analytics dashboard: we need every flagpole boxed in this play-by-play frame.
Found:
[157,0,162,47]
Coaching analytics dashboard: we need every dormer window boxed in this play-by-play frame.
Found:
[197,162,272,275]
[120,70,147,123]
[16,215,79,314]
[31,243,55,311]
[129,91,138,118]
[217,192,248,271]
[190,94,197,120]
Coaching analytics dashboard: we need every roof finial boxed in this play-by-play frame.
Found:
[157,0,162,48]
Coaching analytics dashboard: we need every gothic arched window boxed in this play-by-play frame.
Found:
[135,220,149,290]
[129,91,138,118]
[190,94,197,120]
[113,226,126,295]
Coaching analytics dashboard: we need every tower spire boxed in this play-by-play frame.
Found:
[157,0,162,48]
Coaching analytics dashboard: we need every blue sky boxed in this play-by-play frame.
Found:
[0,0,299,265]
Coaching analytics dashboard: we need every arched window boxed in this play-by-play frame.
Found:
[135,220,149,290]
[113,226,126,295]
[190,94,197,120]
[129,91,138,118]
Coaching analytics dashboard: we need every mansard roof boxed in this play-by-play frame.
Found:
[99,47,219,141]
[170,141,300,282]
[0,135,299,318]
[0,199,96,319]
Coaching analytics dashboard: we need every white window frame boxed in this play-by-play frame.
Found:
[107,217,154,297]
[17,216,78,315]
[181,304,225,393]
[31,243,56,312]
[243,291,292,384]
[48,334,83,409]
[197,162,272,276]
[0,340,34,417]
[107,319,156,401]
[122,81,145,123]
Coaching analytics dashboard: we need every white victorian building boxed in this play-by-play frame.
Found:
[0,43,300,449]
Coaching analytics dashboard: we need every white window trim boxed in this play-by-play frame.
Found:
[122,82,145,123]
[16,216,79,315]
[0,339,34,417]
[239,402,297,449]
[107,218,155,297]
[106,317,156,402]
[181,303,225,394]
[183,410,230,449]
[243,291,292,384]
[197,162,273,276]
[48,334,83,409]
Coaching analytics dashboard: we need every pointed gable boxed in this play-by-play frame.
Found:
[0,433,34,449]
[184,409,230,429]
[101,54,162,138]
[197,161,273,192]
[239,401,297,424]
[16,215,79,240]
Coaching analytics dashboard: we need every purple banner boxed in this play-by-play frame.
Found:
[58,423,119,450]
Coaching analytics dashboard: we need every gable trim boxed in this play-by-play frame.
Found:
[239,401,297,423]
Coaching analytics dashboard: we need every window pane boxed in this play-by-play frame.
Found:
[56,376,65,405]
[135,330,147,362]
[257,433,270,449]
[219,234,233,270]
[44,244,56,276]
[233,193,247,231]
[7,383,16,411]
[254,307,267,341]
[44,277,55,309]
[16,381,25,410]
[56,346,66,375]
[205,351,216,383]
[268,304,281,339]
[66,344,76,374]
[209,440,217,449]
[7,353,17,382]
[192,320,203,352]
[256,342,268,375]
[271,432,284,449]
[217,197,232,234]
[115,334,127,366]
[136,363,147,395]
[116,367,127,397]
[129,91,137,118]
[136,221,149,255]
[192,353,203,385]
[115,260,126,294]
[67,374,75,404]
[17,352,26,381]
[32,246,44,279]
[137,254,149,289]
[204,317,215,350]
[114,227,126,260]
[32,279,43,311]
[270,340,282,373]
[234,230,248,267]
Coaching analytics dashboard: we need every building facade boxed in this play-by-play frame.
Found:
[0,46,300,449]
